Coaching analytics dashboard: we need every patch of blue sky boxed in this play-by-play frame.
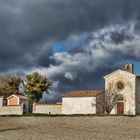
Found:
[52,33,91,53]
[132,61,140,74]
[119,60,140,74]
[52,39,79,53]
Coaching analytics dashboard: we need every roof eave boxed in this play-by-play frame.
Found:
[7,94,17,99]
[103,69,136,79]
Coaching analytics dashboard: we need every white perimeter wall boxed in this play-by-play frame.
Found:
[62,97,96,114]
[0,105,23,115]
[33,104,62,114]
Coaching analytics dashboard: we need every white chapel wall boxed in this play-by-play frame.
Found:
[62,97,96,114]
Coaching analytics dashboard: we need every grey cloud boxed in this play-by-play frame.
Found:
[110,30,134,45]
[1,0,140,102]
[37,24,140,102]
[0,0,140,72]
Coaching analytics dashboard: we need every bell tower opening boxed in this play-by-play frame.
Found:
[124,63,134,73]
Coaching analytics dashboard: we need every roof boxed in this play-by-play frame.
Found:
[62,89,104,97]
[103,69,137,79]
[7,94,29,100]
[15,95,29,100]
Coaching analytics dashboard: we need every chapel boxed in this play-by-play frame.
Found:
[104,64,140,115]
[62,64,140,115]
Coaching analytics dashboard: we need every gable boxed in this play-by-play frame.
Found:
[8,96,19,105]
[7,95,19,100]
[7,94,28,100]
[103,69,136,80]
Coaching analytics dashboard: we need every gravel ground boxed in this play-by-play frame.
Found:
[0,116,140,140]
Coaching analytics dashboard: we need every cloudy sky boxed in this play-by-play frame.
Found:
[1,0,140,102]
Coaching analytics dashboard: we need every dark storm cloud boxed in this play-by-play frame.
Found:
[39,23,140,102]
[68,47,85,54]
[0,0,140,72]
[110,30,134,45]
[14,0,140,40]
[1,0,140,102]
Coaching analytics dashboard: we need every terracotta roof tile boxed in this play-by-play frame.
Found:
[63,89,104,97]
[7,94,29,100]
[16,95,29,100]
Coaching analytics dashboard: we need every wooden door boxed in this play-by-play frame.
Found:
[117,102,124,115]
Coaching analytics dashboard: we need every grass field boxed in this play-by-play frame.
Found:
[0,116,140,140]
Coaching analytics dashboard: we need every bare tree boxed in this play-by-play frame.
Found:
[96,87,119,114]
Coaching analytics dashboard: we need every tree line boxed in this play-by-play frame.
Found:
[0,72,52,103]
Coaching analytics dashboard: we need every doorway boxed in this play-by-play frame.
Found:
[117,102,124,115]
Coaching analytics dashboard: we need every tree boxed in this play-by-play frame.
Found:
[22,72,52,103]
[96,87,119,114]
[0,74,21,98]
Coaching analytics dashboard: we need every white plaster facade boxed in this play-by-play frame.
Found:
[104,69,140,115]
[62,97,96,114]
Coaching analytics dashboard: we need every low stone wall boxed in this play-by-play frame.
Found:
[0,105,23,115]
[33,103,62,114]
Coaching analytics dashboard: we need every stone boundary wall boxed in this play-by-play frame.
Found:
[33,103,62,114]
[0,105,23,115]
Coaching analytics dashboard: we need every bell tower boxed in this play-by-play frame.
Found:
[124,63,134,73]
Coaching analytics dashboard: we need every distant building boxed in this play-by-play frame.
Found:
[62,64,140,115]
[7,94,29,113]
[62,90,103,114]
[104,64,140,115]
[0,94,28,115]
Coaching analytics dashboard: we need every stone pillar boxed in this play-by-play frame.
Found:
[33,102,36,113]
[21,103,24,115]
[0,97,4,107]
